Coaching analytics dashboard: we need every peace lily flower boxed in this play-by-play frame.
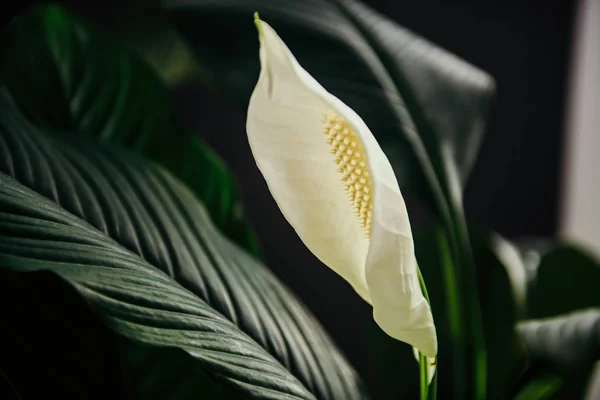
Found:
[246,15,437,361]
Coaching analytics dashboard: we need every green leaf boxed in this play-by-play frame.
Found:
[524,244,600,319]
[0,4,259,257]
[516,309,600,399]
[166,1,495,397]
[471,236,600,399]
[518,309,600,373]
[0,92,367,399]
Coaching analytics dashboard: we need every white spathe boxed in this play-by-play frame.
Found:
[246,16,437,358]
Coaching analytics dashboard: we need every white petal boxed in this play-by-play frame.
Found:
[247,18,371,300]
[247,17,437,357]
[365,167,438,357]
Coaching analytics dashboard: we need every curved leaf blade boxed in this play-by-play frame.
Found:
[518,309,600,372]
[525,245,600,319]
[516,309,600,399]
[0,175,313,399]
[0,92,366,400]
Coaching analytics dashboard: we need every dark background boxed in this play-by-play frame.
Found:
[4,0,578,397]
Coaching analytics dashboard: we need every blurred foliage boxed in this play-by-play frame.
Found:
[0,4,260,257]
[524,244,600,319]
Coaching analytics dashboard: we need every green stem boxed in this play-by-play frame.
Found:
[419,352,430,400]
[417,265,437,400]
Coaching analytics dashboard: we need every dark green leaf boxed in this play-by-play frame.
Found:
[480,236,600,399]
[516,309,600,399]
[0,92,366,399]
[523,244,600,319]
[0,4,259,256]
[518,309,600,373]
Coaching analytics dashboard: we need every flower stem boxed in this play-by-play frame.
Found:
[419,352,429,400]
[417,267,437,399]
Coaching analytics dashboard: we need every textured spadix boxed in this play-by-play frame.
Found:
[246,16,437,358]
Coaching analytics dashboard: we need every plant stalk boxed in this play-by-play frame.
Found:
[417,268,437,399]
